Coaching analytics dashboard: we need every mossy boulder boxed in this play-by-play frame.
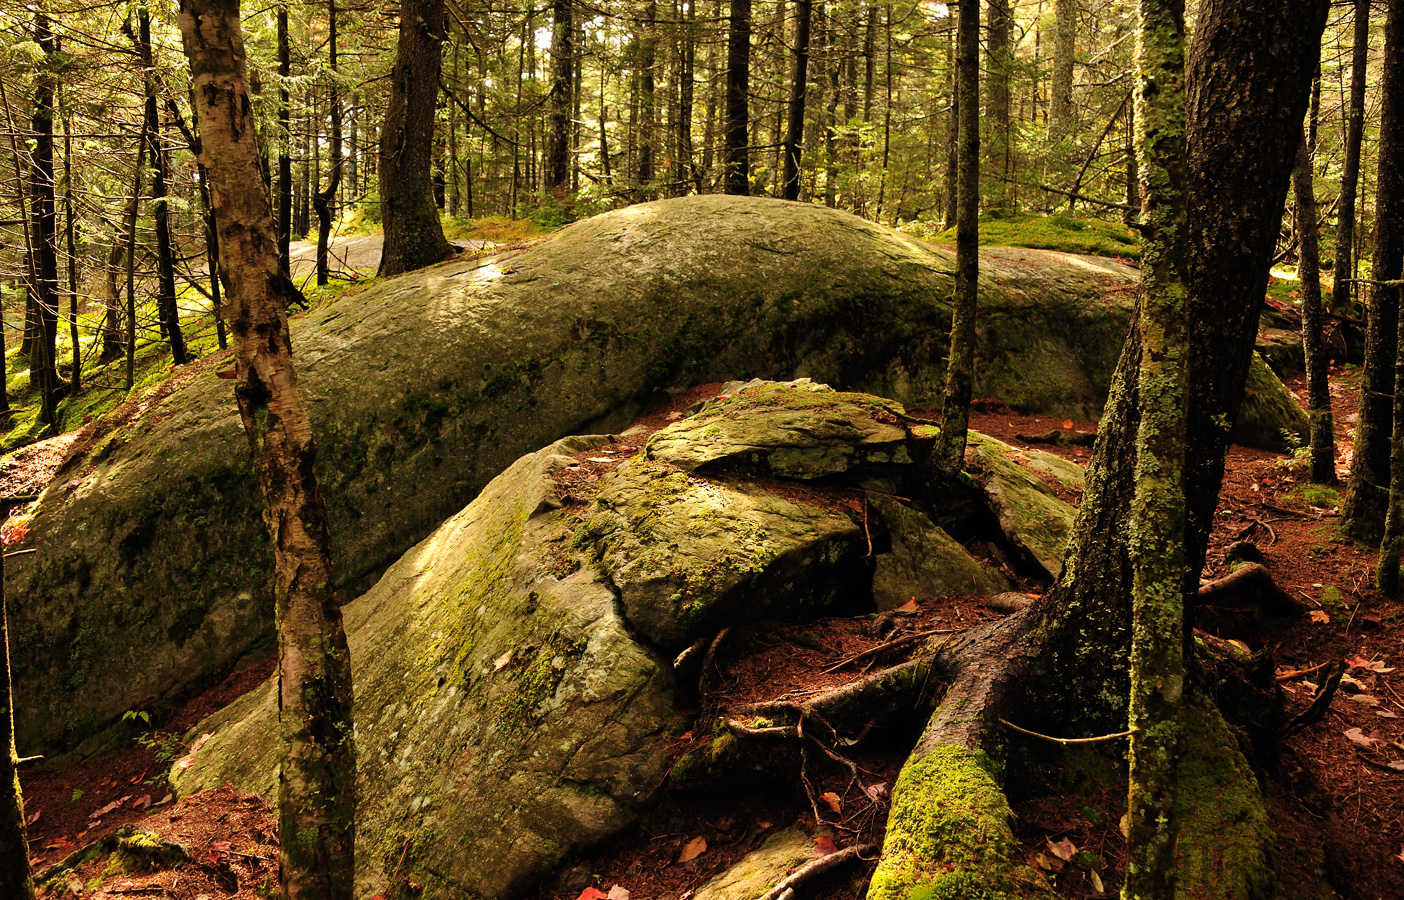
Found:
[174,436,678,899]
[869,495,1012,610]
[582,456,867,647]
[646,381,912,478]
[966,434,1079,579]
[8,194,1302,751]
[692,827,821,899]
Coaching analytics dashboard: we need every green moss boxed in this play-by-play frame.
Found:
[113,827,189,871]
[866,745,1049,900]
[1295,484,1340,509]
[911,211,1140,259]
[492,628,585,729]
[1175,699,1275,900]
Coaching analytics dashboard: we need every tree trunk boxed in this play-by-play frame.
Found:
[29,11,60,425]
[0,513,35,900]
[780,0,812,200]
[1049,0,1077,144]
[545,0,573,194]
[1344,0,1404,542]
[931,0,979,481]
[1124,0,1190,892]
[679,0,699,192]
[942,25,957,228]
[62,99,80,396]
[277,7,292,278]
[638,0,658,190]
[1331,0,1369,317]
[1030,0,1330,734]
[176,3,357,898]
[723,0,751,195]
[137,8,188,366]
[986,0,1013,208]
[1371,0,1404,591]
[314,0,343,287]
[1294,128,1336,485]
[378,0,453,275]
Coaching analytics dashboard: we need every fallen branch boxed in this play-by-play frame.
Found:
[1275,660,1333,683]
[821,628,953,674]
[759,842,878,900]
[1196,562,1298,615]
[1281,658,1346,742]
[1013,429,1097,446]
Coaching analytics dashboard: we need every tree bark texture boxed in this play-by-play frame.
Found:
[1294,128,1336,484]
[378,0,453,275]
[723,0,751,195]
[1123,0,1190,893]
[637,0,657,188]
[62,104,80,395]
[277,7,292,276]
[1372,0,1404,592]
[931,0,979,481]
[1331,0,1370,316]
[314,0,343,287]
[0,523,34,899]
[780,0,812,200]
[29,12,60,424]
[1049,0,1077,144]
[986,0,1013,207]
[1345,0,1404,542]
[176,2,357,897]
[545,0,574,192]
[138,8,188,366]
[1028,0,1329,734]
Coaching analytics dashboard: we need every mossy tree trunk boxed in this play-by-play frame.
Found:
[1027,0,1329,735]
[28,11,60,425]
[378,0,453,276]
[1346,0,1404,543]
[931,0,979,483]
[779,0,811,201]
[544,0,573,194]
[1123,0,1190,893]
[0,540,34,900]
[1294,127,1336,485]
[986,0,1013,208]
[1373,0,1404,594]
[1049,0,1077,147]
[176,2,357,897]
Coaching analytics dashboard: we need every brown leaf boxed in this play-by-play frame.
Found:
[678,836,707,863]
[190,733,213,753]
[494,650,514,671]
[1089,869,1105,893]
[90,800,122,820]
[821,791,842,814]
[25,809,38,826]
[605,887,631,900]
[898,599,919,611]
[1309,610,1330,624]
[813,836,838,857]
[1047,837,1077,861]
[1343,727,1376,748]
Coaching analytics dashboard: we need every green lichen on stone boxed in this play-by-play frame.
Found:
[866,745,1049,900]
[1233,352,1310,453]
[692,827,820,899]
[966,433,1078,578]
[869,495,1011,608]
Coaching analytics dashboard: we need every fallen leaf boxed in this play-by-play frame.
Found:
[210,839,232,864]
[821,791,842,814]
[1227,639,1250,653]
[1118,813,1130,838]
[129,768,148,784]
[1344,727,1376,748]
[190,733,213,753]
[90,800,122,819]
[813,835,838,857]
[26,809,39,825]
[1033,852,1064,873]
[898,599,919,611]
[175,755,196,770]
[666,411,683,420]
[863,781,888,801]
[1377,710,1399,719]
[1062,419,1074,430]
[575,889,607,900]
[1347,655,1395,674]
[154,793,173,806]
[494,650,514,671]
[1309,610,1330,624]
[678,836,707,863]
[606,887,631,900]
[1347,694,1380,706]
[1089,869,1105,893]
[132,794,152,811]
[1047,837,1077,862]
[1387,760,1404,771]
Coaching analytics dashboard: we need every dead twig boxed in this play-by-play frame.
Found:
[1281,658,1346,742]
[999,718,1136,745]
[1276,660,1333,683]
[821,628,953,674]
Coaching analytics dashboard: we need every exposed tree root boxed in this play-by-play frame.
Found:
[1281,657,1346,741]
[1196,561,1299,615]
[760,842,877,900]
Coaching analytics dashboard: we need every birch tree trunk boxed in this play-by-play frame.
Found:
[176,2,357,897]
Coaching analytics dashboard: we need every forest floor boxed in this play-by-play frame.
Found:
[14,370,1404,900]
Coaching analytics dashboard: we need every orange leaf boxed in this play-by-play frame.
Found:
[821,791,842,814]
[813,836,838,857]
[678,836,707,863]
[1309,610,1330,624]
[575,889,607,900]
[1062,419,1074,430]
[898,599,919,611]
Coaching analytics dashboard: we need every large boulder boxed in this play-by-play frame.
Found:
[176,436,679,898]
[9,195,1302,750]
